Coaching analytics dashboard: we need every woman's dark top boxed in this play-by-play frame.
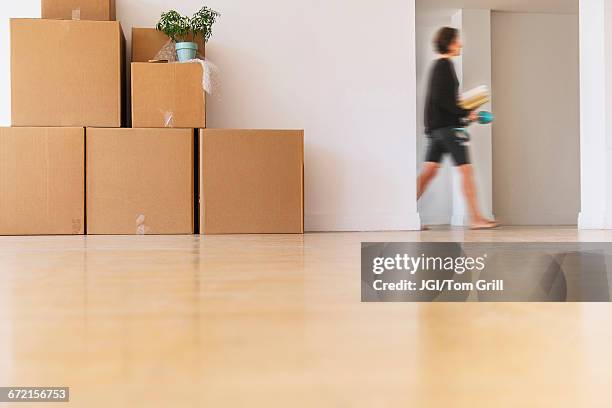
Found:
[424,58,470,134]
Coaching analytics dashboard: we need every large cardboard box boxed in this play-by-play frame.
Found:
[131,62,206,128]
[0,127,85,235]
[11,19,124,127]
[87,128,194,235]
[42,0,116,21]
[200,129,304,234]
[132,28,205,62]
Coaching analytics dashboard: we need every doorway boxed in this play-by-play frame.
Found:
[416,0,580,227]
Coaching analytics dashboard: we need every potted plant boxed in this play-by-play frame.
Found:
[156,7,220,62]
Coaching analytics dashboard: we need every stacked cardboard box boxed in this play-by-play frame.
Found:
[0,128,85,235]
[42,0,116,21]
[130,28,206,129]
[86,128,194,235]
[200,129,304,234]
[3,0,305,236]
[2,0,122,236]
[11,18,124,127]
[131,62,206,128]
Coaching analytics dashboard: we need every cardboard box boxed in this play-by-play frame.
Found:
[132,28,205,62]
[0,127,84,235]
[11,19,124,127]
[86,128,194,235]
[131,62,206,128]
[42,0,116,21]
[200,129,304,234]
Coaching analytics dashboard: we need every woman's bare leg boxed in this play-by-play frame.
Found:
[458,165,498,229]
[417,162,440,200]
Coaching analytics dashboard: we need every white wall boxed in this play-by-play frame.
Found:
[604,0,612,229]
[0,1,421,232]
[492,12,580,225]
[579,0,609,229]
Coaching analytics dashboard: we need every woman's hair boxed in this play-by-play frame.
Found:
[434,27,459,54]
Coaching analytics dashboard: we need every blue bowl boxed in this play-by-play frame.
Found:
[478,111,494,125]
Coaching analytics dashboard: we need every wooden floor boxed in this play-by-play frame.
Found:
[0,227,611,407]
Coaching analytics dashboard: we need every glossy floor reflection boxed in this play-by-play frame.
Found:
[0,228,611,407]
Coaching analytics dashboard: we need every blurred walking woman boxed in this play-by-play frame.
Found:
[417,27,498,230]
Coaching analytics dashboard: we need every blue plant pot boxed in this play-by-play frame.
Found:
[175,42,198,62]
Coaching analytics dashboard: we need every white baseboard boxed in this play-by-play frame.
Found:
[419,213,452,226]
[305,212,421,232]
[451,213,468,227]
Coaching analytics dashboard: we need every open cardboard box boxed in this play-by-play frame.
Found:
[131,28,205,63]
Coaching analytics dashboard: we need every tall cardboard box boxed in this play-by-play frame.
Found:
[200,129,304,234]
[11,19,124,127]
[42,0,116,21]
[87,128,194,235]
[0,127,85,235]
[132,28,205,62]
[131,62,206,128]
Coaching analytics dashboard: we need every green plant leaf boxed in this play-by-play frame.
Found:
[156,10,191,42]
[190,6,221,43]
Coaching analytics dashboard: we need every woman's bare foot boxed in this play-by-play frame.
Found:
[470,219,499,230]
